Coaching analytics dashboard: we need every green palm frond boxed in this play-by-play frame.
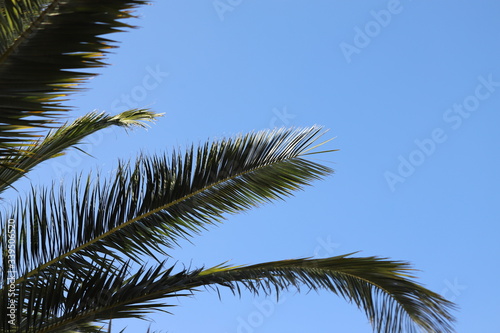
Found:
[1,260,191,332]
[195,256,455,333]
[4,126,336,284]
[1,255,454,332]
[0,109,162,192]
[0,0,147,158]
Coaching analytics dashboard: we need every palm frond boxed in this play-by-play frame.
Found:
[0,109,162,193]
[0,0,147,158]
[2,255,454,333]
[4,126,335,284]
[193,255,456,333]
[1,260,193,332]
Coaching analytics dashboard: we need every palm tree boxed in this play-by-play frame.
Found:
[0,1,455,332]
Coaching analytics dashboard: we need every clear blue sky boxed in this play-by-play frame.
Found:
[8,1,500,332]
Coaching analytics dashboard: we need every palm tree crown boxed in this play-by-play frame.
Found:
[0,1,455,332]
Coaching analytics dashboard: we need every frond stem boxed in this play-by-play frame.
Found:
[14,154,313,285]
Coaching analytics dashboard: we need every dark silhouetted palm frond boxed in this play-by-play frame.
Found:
[194,256,455,333]
[0,0,146,161]
[1,254,454,332]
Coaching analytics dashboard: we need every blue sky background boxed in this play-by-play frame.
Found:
[6,1,500,332]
